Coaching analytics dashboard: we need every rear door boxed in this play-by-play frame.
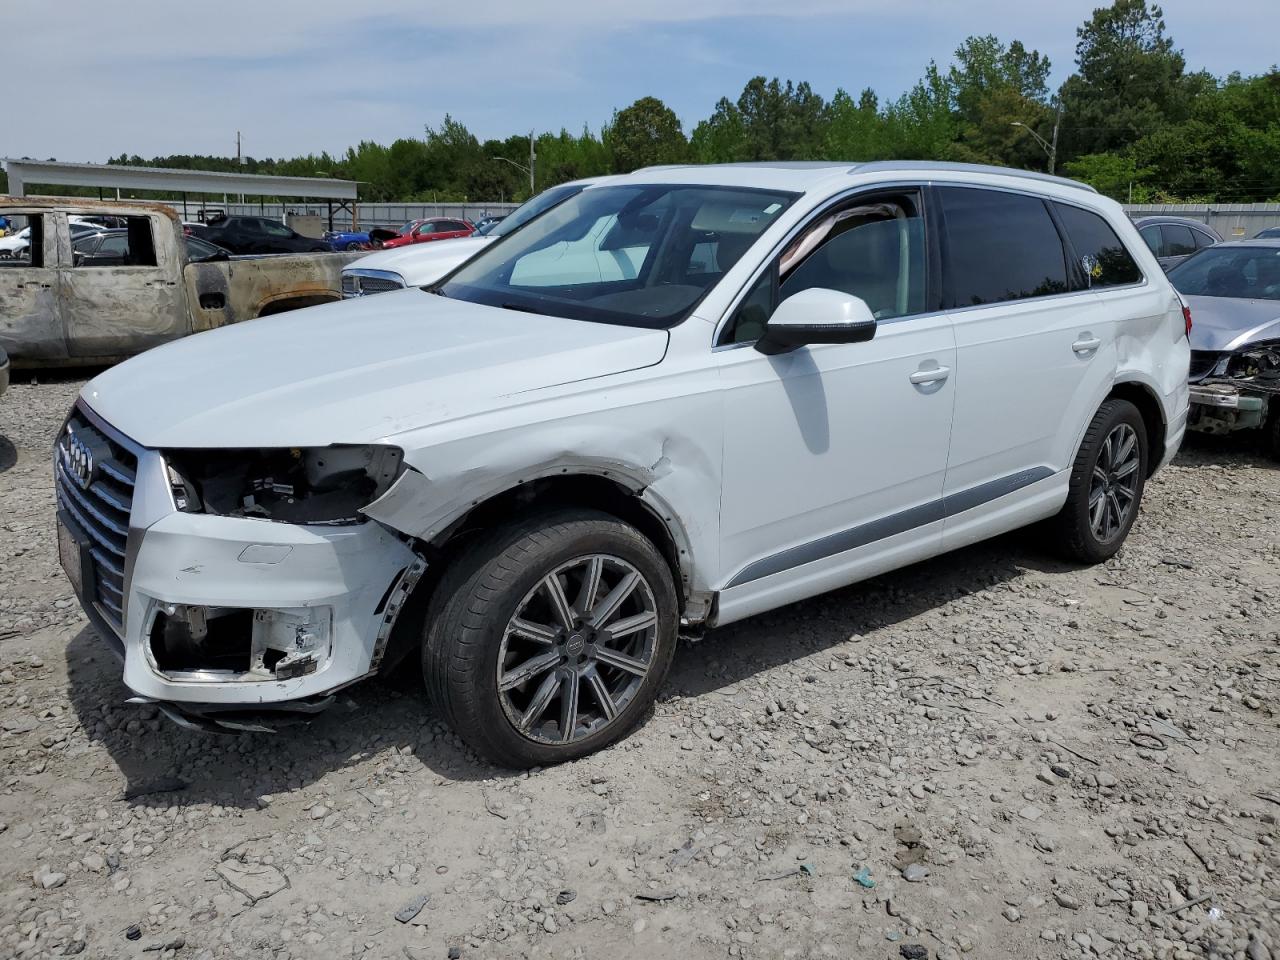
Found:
[937,185,1116,546]
[59,214,189,358]
[0,212,68,361]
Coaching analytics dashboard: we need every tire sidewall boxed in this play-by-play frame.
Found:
[435,516,678,767]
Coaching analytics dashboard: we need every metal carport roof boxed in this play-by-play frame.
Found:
[2,158,358,200]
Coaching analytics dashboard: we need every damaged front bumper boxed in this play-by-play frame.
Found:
[1188,381,1273,434]
[59,404,424,727]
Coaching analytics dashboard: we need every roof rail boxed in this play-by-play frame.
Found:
[848,161,1097,193]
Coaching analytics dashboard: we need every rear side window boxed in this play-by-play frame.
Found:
[1161,224,1196,258]
[939,187,1068,307]
[1053,203,1142,289]
[1193,228,1216,249]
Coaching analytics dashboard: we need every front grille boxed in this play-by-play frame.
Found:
[1189,350,1223,381]
[342,271,406,298]
[55,411,138,634]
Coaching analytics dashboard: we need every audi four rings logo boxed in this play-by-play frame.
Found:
[63,429,94,489]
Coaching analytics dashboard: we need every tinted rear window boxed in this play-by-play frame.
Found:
[939,187,1068,308]
[1054,203,1142,289]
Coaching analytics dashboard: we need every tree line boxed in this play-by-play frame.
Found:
[8,0,1279,205]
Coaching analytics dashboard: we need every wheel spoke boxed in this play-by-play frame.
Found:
[1114,429,1136,466]
[1113,457,1139,480]
[500,649,562,692]
[575,556,604,615]
[558,671,580,743]
[586,669,617,721]
[595,645,649,676]
[1093,465,1109,485]
[602,610,657,642]
[589,571,640,628]
[1090,493,1107,533]
[519,672,560,730]
[541,574,576,631]
[509,617,559,645]
[1107,491,1123,536]
[1088,485,1105,508]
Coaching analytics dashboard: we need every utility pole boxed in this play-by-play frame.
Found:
[236,131,245,205]
[1012,102,1063,176]
[1048,103,1062,176]
[529,128,536,195]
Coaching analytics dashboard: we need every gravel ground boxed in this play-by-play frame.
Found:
[1,375,1277,960]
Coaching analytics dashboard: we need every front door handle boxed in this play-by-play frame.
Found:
[909,365,951,385]
[1072,335,1102,354]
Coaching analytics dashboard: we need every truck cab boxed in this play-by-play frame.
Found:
[0,198,354,368]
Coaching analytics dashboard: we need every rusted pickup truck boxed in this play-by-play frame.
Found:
[0,198,358,368]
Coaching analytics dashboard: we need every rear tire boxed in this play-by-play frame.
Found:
[422,510,678,768]
[1050,398,1148,563]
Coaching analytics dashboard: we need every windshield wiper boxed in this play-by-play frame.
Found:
[500,302,544,315]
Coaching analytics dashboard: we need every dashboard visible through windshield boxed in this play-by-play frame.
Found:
[437,184,797,328]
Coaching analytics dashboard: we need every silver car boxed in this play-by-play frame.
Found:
[1171,239,1280,457]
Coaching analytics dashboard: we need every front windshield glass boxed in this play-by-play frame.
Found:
[439,184,796,328]
[397,221,417,236]
[487,183,586,239]
[1169,246,1280,301]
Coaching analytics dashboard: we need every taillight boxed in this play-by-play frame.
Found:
[1183,305,1193,337]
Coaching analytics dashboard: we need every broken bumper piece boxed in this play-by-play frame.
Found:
[106,504,421,710]
[127,694,337,733]
[1188,382,1268,433]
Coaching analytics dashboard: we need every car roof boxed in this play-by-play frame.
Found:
[1131,216,1215,229]
[627,160,1098,196]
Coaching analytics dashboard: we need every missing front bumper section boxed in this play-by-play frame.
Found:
[1188,383,1269,434]
[146,602,333,682]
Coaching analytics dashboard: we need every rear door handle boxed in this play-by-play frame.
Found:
[909,365,951,385]
[1072,336,1102,354]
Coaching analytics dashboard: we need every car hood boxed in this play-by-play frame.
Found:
[1186,296,1280,352]
[345,237,491,285]
[81,290,668,449]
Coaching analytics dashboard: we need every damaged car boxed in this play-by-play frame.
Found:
[58,162,1188,766]
[1,198,358,369]
[1169,240,1280,457]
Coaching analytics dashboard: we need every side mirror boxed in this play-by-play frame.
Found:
[755,287,878,355]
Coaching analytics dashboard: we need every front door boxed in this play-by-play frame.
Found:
[714,189,956,620]
[58,214,188,358]
[0,212,68,362]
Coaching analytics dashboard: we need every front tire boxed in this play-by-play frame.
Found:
[1050,398,1148,563]
[422,510,678,768]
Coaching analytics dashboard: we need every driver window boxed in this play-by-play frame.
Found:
[723,192,926,345]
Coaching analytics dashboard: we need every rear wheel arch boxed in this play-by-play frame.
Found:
[255,294,339,317]
[1106,380,1165,477]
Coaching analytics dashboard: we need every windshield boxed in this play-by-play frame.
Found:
[439,184,795,328]
[397,221,418,236]
[486,183,588,239]
[1169,246,1280,301]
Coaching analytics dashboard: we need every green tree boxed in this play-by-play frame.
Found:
[1058,0,1195,159]
[606,97,688,172]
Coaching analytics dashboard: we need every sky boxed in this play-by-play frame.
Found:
[3,0,1277,163]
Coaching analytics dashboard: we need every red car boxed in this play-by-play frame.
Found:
[378,217,475,249]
